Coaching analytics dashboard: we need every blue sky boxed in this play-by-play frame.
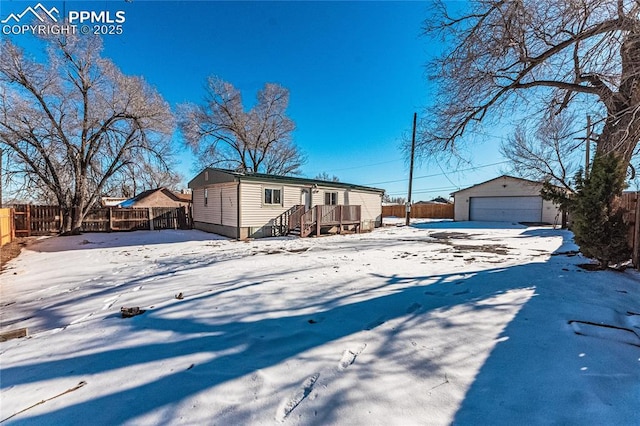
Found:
[1,0,509,200]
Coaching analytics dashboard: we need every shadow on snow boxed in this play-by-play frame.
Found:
[3,229,639,424]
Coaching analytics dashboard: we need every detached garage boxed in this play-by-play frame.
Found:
[453,175,561,224]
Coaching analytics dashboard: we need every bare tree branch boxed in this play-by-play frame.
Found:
[178,77,304,175]
[0,32,177,233]
[501,112,582,191]
[416,0,640,168]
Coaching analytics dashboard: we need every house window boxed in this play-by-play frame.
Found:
[205,171,209,181]
[325,191,338,205]
[204,188,208,207]
[264,188,282,205]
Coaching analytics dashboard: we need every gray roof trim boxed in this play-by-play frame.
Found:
[189,168,385,194]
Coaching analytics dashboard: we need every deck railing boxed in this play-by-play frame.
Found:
[299,205,361,237]
[273,205,305,236]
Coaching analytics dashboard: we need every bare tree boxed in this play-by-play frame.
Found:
[501,113,582,191]
[0,33,175,234]
[418,0,640,168]
[382,194,406,205]
[314,172,340,182]
[105,162,184,199]
[179,77,304,175]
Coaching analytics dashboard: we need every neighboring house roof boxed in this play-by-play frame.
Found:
[101,197,128,207]
[119,187,192,207]
[173,192,192,203]
[414,201,450,205]
[430,196,453,204]
[188,168,385,194]
[451,175,549,195]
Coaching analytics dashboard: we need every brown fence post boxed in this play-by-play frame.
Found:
[148,207,154,230]
[173,208,178,229]
[26,204,31,236]
[631,192,640,269]
[108,207,113,232]
[11,207,15,240]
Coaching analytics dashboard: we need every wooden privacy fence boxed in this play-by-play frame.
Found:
[83,207,190,232]
[382,203,454,219]
[621,192,640,268]
[0,208,14,246]
[14,204,62,236]
[12,205,191,236]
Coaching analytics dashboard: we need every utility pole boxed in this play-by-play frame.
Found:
[406,112,417,226]
[585,115,591,179]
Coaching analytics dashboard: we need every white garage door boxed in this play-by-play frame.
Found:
[469,196,542,222]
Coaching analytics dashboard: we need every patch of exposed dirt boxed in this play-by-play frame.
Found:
[577,262,628,272]
[551,250,580,257]
[1,237,37,271]
[429,232,471,240]
[441,244,510,255]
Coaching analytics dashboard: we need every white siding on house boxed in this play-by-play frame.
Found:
[284,184,303,208]
[192,188,208,223]
[240,181,302,227]
[311,187,345,206]
[221,185,238,227]
[239,181,382,229]
[192,184,237,226]
[344,190,382,225]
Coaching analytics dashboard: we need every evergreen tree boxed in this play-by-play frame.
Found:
[569,154,630,268]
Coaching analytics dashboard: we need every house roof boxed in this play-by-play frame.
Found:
[451,175,548,195]
[119,187,191,207]
[101,197,128,207]
[188,168,385,194]
[173,191,192,203]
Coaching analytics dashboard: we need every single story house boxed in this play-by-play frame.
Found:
[119,187,192,208]
[452,175,561,224]
[188,168,384,239]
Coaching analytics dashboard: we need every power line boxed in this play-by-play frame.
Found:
[362,160,510,186]
[436,157,458,188]
[318,128,519,176]
[386,185,460,195]
[386,186,459,197]
[323,158,404,173]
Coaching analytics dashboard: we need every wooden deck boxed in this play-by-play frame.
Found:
[276,205,361,237]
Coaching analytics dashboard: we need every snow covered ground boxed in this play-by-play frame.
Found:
[1,222,639,425]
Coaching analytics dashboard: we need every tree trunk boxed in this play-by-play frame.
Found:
[61,207,73,235]
[596,30,640,168]
[70,206,84,235]
[596,115,640,168]
[60,205,84,235]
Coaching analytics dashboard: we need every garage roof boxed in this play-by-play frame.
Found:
[451,175,545,195]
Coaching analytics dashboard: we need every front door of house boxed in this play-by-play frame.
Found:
[301,189,312,211]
